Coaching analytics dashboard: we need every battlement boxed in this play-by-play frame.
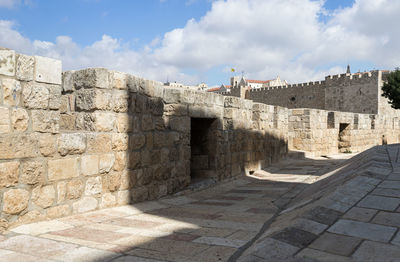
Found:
[325,71,379,83]
[249,80,326,93]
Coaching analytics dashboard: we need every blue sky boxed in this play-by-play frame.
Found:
[1,0,398,86]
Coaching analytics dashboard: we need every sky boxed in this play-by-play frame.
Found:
[0,0,398,86]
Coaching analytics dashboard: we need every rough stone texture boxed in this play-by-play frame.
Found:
[99,154,115,174]
[94,112,116,132]
[81,155,99,176]
[3,189,29,214]
[0,49,16,76]
[58,133,86,156]
[16,54,34,81]
[20,160,44,185]
[2,78,21,106]
[101,193,116,208]
[67,180,84,200]
[72,197,98,213]
[48,158,79,181]
[0,161,19,187]
[0,133,39,159]
[47,205,71,219]
[35,55,62,84]
[11,107,29,131]
[22,83,49,109]
[33,185,56,208]
[0,106,9,133]
[85,176,102,195]
[39,134,57,156]
[32,110,60,133]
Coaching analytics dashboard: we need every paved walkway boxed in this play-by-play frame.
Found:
[0,145,399,261]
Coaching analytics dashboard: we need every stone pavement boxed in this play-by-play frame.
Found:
[0,145,399,262]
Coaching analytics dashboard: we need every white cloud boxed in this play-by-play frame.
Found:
[1,0,400,85]
[0,0,18,8]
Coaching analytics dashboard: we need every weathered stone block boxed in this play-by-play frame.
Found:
[81,155,99,176]
[67,179,84,199]
[16,54,34,81]
[49,85,62,109]
[0,107,9,133]
[57,181,67,203]
[72,196,98,213]
[87,133,112,153]
[114,151,127,171]
[95,90,112,110]
[3,189,29,214]
[60,113,76,131]
[0,161,19,187]
[164,104,188,116]
[101,193,116,208]
[130,134,146,150]
[104,171,121,192]
[58,133,86,156]
[35,55,62,84]
[75,89,96,111]
[39,133,57,156]
[85,176,102,195]
[141,114,154,131]
[74,68,109,89]
[76,113,95,131]
[48,158,79,181]
[94,112,116,132]
[116,113,133,133]
[11,108,28,132]
[20,160,44,185]
[112,90,129,112]
[33,185,55,208]
[110,71,127,89]
[163,88,183,104]
[0,49,16,76]
[32,110,60,133]
[0,133,39,159]
[99,154,115,173]
[112,133,128,151]
[3,79,21,106]
[165,116,190,132]
[47,205,71,219]
[128,151,141,169]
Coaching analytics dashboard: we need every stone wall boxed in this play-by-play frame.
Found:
[0,48,288,230]
[288,108,400,156]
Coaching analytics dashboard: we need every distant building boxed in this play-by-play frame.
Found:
[231,76,288,89]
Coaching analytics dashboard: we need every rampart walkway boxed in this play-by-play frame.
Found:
[0,145,400,262]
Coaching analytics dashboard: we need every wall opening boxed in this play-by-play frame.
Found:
[338,123,351,152]
[327,112,335,129]
[190,118,217,184]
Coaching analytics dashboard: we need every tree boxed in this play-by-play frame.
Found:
[382,68,400,109]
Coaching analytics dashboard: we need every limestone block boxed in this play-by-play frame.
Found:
[47,205,71,219]
[49,85,62,109]
[163,88,183,104]
[87,133,112,153]
[81,155,99,176]
[57,181,67,203]
[58,133,86,156]
[99,153,115,173]
[94,112,116,132]
[11,108,29,132]
[112,133,128,151]
[3,79,21,106]
[128,151,141,169]
[104,171,121,192]
[76,113,95,131]
[0,49,16,76]
[0,133,39,159]
[120,170,135,190]
[131,186,149,203]
[48,158,79,181]
[72,196,98,213]
[116,113,133,133]
[112,90,129,112]
[39,133,57,156]
[32,110,60,133]
[130,134,146,150]
[75,89,96,111]
[101,193,116,208]
[74,68,109,89]
[66,179,84,199]
[20,160,44,185]
[35,55,62,84]
[33,185,55,208]
[164,104,188,116]
[3,189,29,214]
[0,107,9,133]
[16,54,34,81]
[117,190,130,205]
[62,71,75,92]
[113,151,127,171]
[0,161,19,187]
[110,71,127,89]
[165,116,190,132]
[95,90,112,110]
[15,210,45,225]
[141,114,154,131]
[85,176,102,195]
[60,113,76,131]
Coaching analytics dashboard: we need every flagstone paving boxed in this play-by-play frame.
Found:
[1,145,400,261]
